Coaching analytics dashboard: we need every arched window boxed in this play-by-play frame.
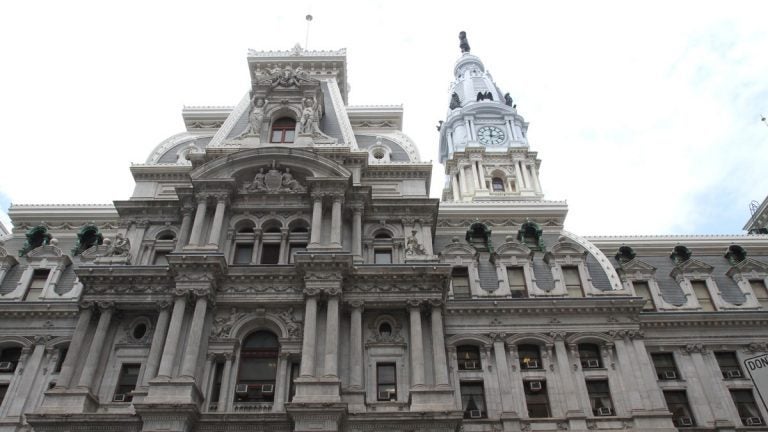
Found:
[270,118,296,143]
[372,231,394,264]
[579,343,602,369]
[0,346,22,373]
[457,345,481,370]
[236,331,279,403]
[260,223,283,265]
[491,177,505,192]
[518,344,542,369]
[288,221,310,264]
[151,231,176,265]
[232,224,256,265]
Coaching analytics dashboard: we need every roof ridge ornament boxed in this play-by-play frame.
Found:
[459,31,470,53]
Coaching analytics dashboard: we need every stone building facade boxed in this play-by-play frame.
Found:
[1,34,768,432]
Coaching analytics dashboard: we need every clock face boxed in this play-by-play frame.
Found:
[477,126,505,145]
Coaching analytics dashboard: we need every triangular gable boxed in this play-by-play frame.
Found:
[619,258,657,273]
[727,258,768,277]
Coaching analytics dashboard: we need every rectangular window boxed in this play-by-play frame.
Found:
[691,280,715,311]
[452,267,471,299]
[374,249,392,265]
[457,346,481,370]
[260,243,281,264]
[24,269,50,301]
[507,267,527,298]
[731,389,764,426]
[562,266,583,297]
[233,244,254,264]
[153,251,169,266]
[376,363,397,401]
[54,348,68,373]
[715,352,744,379]
[586,380,614,416]
[524,380,551,418]
[289,362,300,401]
[113,363,141,402]
[750,280,768,309]
[460,382,486,419]
[289,244,307,263]
[0,347,21,373]
[664,390,696,427]
[0,384,7,407]
[651,353,680,380]
[209,362,223,404]
[633,281,655,311]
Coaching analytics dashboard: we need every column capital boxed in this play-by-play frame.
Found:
[428,299,443,308]
[97,301,115,312]
[33,335,49,345]
[348,300,365,310]
[78,300,95,311]
[156,300,172,311]
[195,194,210,205]
[207,352,218,361]
[489,332,507,343]
[303,287,320,297]
[181,206,195,216]
[222,351,234,361]
[549,331,567,341]
[326,287,341,297]
[310,192,325,202]
[406,299,422,309]
[350,202,364,213]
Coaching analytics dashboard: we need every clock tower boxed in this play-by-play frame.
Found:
[439,32,543,202]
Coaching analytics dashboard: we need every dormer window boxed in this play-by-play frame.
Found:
[270,118,296,143]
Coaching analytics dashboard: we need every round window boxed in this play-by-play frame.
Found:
[372,149,386,160]
[132,323,147,340]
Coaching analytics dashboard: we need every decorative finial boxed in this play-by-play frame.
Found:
[459,31,470,53]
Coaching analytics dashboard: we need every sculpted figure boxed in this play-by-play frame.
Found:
[111,233,131,257]
[281,168,304,192]
[405,229,426,256]
[449,92,461,110]
[248,168,267,191]
[298,97,316,134]
[504,92,514,107]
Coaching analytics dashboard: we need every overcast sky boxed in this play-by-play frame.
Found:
[1,0,767,236]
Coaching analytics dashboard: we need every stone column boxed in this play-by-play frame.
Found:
[464,119,473,141]
[157,294,188,378]
[180,291,211,378]
[469,160,480,189]
[514,161,525,190]
[352,205,363,260]
[408,301,425,387]
[7,342,45,416]
[522,162,533,191]
[631,338,667,409]
[330,194,343,247]
[505,118,514,140]
[251,228,263,264]
[458,165,468,197]
[349,301,364,389]
[324,292,340,377]
[279,228,290,264]
[207,194,229,247]
[176,206,194,251]
[451,173,461,201]
[530,162,542,193]
[217,353,233,412]
[56,302,94,388]
[188,195,209,246]
[553,336,583,416]
[142,301,172,386]
[309,194,323,247]
[492,338,514,412]
[299,290,319,377]
[430,301,449,386]
[77,302,114,390]
[477,161,487,190]
[611,335,643,411]
[273,352,289,412]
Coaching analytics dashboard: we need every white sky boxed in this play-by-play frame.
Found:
[1,0,767,235]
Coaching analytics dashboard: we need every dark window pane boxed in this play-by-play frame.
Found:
[374,250,392,264]
[460,382,486,418]
[234,244,253,264]
[261,244,281,264]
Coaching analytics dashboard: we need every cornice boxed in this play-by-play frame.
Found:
[639,311,768,328]
[587,235,768,255]
[445,297,644,315]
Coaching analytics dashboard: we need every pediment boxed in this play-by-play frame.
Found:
[494,241,533,257]
[727,258,768,277]
[670,258,713,277]
[618,258,657,273]
[191,147,351,182]
[439,242,477,257]
[547,239,588,256]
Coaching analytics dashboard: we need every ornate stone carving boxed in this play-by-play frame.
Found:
[747,342,768,353]
[684,343,707,354]
[244,166,306,193]
[277,307,302,338]
[404,230,426,256]
[211,308,246,339]
[257,65,316,88]
[235,96,266,139]
[110,233,131,257]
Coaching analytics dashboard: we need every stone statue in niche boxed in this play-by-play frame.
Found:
[405,230,426,256]
[235,97,266,139]
[298,97,317,135]
[110,233,131,257]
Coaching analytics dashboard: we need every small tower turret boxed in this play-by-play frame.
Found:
[439,32,542,202]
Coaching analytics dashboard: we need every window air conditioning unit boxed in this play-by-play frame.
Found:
[0,362,14,372]
[113,394,126,402]
[525,360,539,369]
[597,407,612,416]
[727,369,742,378]
[678,417,693,426]
[377,391,392,401]
[529,381,543,391]
[746,417,763,426]
[663,371,677,380]
[463,361,478,370]
[235,384,249,394]
[261,384,274,394]
[586,359,600,368]
[469,409,483,419]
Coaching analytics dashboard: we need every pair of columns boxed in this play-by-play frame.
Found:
[309,192,344,248]
[407,300,450,387]
[56,302,113,391]
[188,193,229,248]
[155,290,212,380]
[299,289,341,378]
